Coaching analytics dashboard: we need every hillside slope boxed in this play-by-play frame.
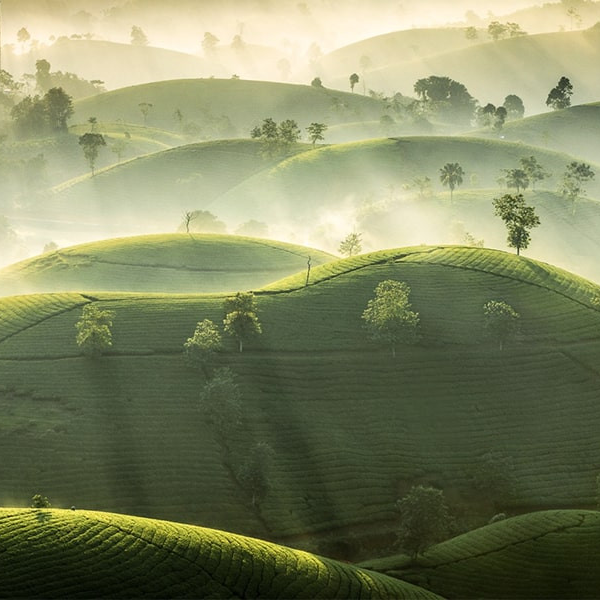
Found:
[0,508,439,599]
[1,247,600,557]
[363,510,600,599]
[73,79,387,137]
[326,27,600,115]
[0,234,334,295]
[469,102,600,164]
[4,39,217,90]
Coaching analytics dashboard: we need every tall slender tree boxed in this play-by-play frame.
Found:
[439,162,465,204]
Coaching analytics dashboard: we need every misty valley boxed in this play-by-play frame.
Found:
[1,0,600,598]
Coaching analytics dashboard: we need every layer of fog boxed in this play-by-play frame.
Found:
[1,0,577,90]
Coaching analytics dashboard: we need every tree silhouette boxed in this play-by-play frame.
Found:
[439,162,465,204]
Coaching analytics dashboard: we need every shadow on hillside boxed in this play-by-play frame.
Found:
[84,359,150,514]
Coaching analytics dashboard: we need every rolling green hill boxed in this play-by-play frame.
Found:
[1,247,600,559]
[317,27,486,86]
[4,39,217,91]
[0,125,184,203]
[0,234,335,296]
[37,139,312,233]
[72,78,388,138]
[469,102,600,164]
[0,508,439,599]
[325,26,600,115]
[363,510,600,599]
[28,135,600,285]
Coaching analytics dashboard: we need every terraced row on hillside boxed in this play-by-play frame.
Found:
[1,247,600,555]
[0,508,439,598]
[364,510,600,599]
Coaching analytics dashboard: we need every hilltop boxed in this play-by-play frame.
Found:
[0,508,437,598]
[72,78,388,137]
[324,26,600,115]
[0,234,335,296]
[316,27,485,87]
[1,247,600,558]
[34,136,600,282]
[4,39,217,90]
[37,139,312,235]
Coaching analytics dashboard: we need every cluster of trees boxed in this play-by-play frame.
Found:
[475,95,525,130]
[250,118,327,155]
[183,294,273,508]
[27,59,105,99]
[413,75,477,126]
[10,87,74,138]
[487,21,527,40]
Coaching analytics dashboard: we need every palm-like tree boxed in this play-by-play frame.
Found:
[439,162,465,204]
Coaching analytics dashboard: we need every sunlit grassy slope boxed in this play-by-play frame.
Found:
[217,136,600,214]
[1,247,600,555]
[73,78,387,136]
[363,510,600,599]
[42,139,312,228]
[0,508,441,599]
[317,27,485,81]
[327,26,600,115]
[469,102,600,164]
[0,126,183,192]
[0,234,334,295]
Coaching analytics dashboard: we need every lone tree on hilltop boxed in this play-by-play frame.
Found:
[75,303,115,358]
[349,72,359,92]
[520,156,550,190]
[492,193,540,255]
[397,485,452,560]
[306,122,327,146]
[483,300,520,351]
[31,494,51,508]
[237,441,275,507]
[339,232,362,257]
[559,161,595,214]
[183,319,222,377]
[130,25,149,46]
[362,280,420,358]
[546,76,573,110]
[223,292,262,353]
[78,132,106,176]
[439,162,465,204]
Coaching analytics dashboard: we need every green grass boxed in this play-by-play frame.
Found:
[363,509,600,599]
[327,27,600,116]
[469,102,600,164]
[0,508,441,598]
[213,136,600,230]
[319,27,485,78]
[0,233,335,295]
[1,246,600,557]
[73,78,388,135]
[43,139,313,228]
